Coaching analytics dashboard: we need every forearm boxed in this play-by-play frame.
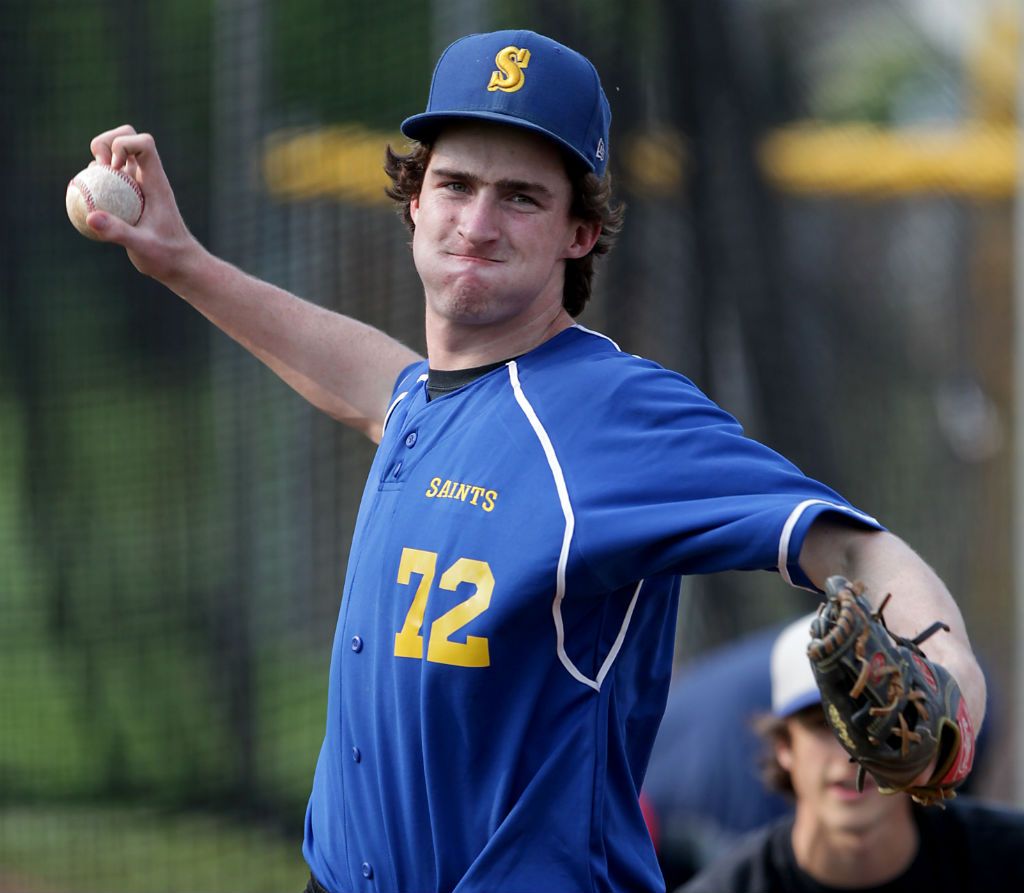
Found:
[164,243,421,440]
[82,126,423,441]
[800,523,987,733]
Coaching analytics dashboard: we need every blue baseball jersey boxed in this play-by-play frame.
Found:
[303,325,881,893]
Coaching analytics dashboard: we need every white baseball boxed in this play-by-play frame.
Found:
[66,163,145,239]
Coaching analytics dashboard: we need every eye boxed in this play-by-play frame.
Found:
[442,181,469,194]
[509,193,538,207]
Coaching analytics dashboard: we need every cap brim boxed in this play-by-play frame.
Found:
[774,688,822,718]
[400,110,595,173]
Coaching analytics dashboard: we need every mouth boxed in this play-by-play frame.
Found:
[446,251,503,264]
[828,780,866,801]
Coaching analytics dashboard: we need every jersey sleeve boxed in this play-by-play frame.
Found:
[559,358,882,592]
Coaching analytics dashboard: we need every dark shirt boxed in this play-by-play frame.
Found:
[426,359,510,400]
[678,798,1024,893]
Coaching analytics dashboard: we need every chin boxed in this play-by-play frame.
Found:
[830,791,896,830]
[431,281,524,326]
[435,295,502,325]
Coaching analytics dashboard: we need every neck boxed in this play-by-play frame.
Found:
[425,305,575,370]
[791,804,918,887]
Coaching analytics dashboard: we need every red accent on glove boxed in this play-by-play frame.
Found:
[940,700,976,786]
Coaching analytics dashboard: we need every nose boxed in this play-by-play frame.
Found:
[825,738,860,780]
[457,193,501,246]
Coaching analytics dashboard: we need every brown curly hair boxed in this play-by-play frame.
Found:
[753,712,796,796]
[383,140,624,317]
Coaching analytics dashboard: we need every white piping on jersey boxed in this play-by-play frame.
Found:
[508,360,643,692]
[382,373,429,434]
[572,323,645,359]
[778,499,880,590]
[572,323,621,352]
[596,579,644,687]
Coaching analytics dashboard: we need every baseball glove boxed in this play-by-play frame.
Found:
[807,576,976,806]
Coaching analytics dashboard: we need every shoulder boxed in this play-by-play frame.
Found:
[391,359,428,398]
[677,817,791,893]
[918,798,1024,883]
[923,796,1024,836]
[382,361,428,430]
[516,326,738,431]
[536,325,700,386]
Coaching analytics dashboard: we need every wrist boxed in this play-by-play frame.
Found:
[158,235,216,295]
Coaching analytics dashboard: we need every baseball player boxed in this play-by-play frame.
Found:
[84,29,985,893]
[678,613,1023,893]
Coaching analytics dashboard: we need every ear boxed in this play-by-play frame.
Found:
[410,194,420,225]
[564,219,601,260]
[775,732,794,773]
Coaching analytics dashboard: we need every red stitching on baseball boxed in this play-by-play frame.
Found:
[70,177,96,212]
[105,164,144,203]
[95,163,145,224]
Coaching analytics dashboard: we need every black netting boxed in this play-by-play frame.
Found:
[2,1,1019,890]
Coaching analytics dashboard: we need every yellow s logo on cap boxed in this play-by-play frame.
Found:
[487,46,531,93]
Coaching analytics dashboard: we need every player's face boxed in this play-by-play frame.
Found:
[777,708,911,836]
[410,121,598,338]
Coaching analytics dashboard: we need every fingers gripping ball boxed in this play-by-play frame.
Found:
[66,163,144,239]
[807,576,976,807]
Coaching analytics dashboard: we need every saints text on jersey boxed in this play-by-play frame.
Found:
[425,477,499,512]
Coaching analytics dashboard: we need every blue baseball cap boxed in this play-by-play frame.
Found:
[401,30,612,177]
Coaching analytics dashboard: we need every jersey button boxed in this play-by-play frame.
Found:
[352,746,361,763]
[350,635,363,653]
[405,431,417,448]
[361,862,374,879]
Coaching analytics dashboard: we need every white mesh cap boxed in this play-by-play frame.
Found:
[770,612,822,717]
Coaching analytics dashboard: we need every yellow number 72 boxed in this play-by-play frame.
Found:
[393,547,494,667]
